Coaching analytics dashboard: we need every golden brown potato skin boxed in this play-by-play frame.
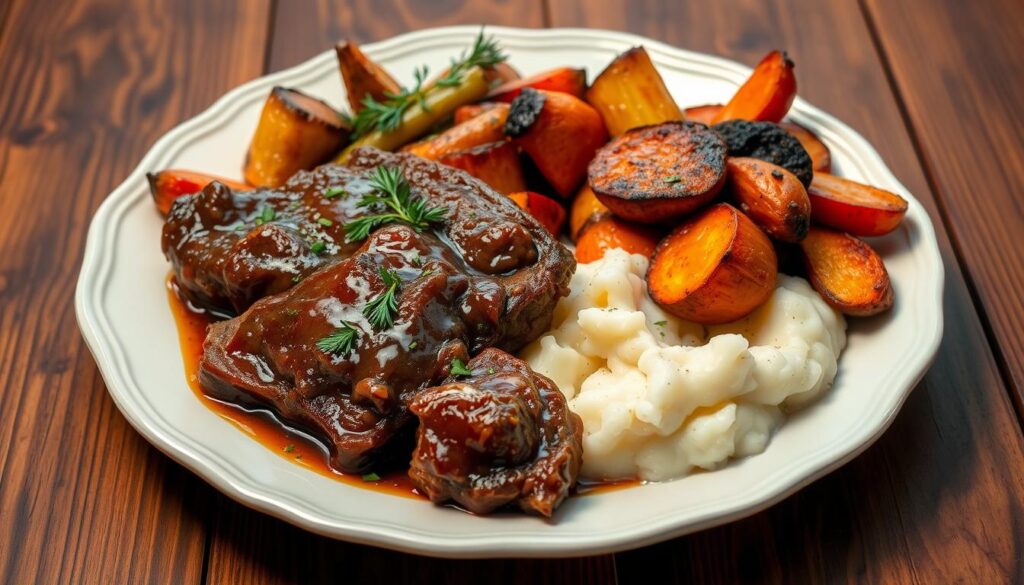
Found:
[800,226,894,316]
[586,47,682,136]
[588,121,727,224]
[244,87,350,188]
[726,157,810,243]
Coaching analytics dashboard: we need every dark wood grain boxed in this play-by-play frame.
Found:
[0,0,271,582]
[202,2,616,584]
[551,0,1024,582]
[861,0,1024,415]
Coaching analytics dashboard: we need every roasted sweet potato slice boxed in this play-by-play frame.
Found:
[569,183,611,241]
[439,141,527,195]
[808,173,908,236]
[575,216,660,263]
[508,191,566,236]
[454,102,503,125]
[780,122,831,173]
[147,170,248,216]
[684,104,723,125]
[588,121,727,223]
[713,50,796,124]
[403,103,509,160]
[800,226,894,316]
[585,47,682,136]
[505,89,608,198]
[647,203,777,324]
[725,157,810,242]
[244,87,350,188]
[336,41,401,113]
[488,67,587,103]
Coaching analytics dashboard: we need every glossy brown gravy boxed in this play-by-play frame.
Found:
[166,275,638,500]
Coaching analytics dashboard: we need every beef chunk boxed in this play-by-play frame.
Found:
[408,349,583,517]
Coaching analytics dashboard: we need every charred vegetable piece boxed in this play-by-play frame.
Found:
[569,183,611,241]
[712,50,796,124]
[403,103,509,160]
[800,226,894,316]
[454,102,503,125]
[507,191,566,236]
[488,67,587,103]
[575,216,660,263]
[335,41,402,114]
[780,122,832,173]
[585,47,682,136]
[725,157,810,242]
[588,121,727,223]
[439,141,528,195]
[505,88,608,198]
[244,87,350,188]
[808,173,908,236]
[147,169,249,217]
[713,119,813,187]
[684,104,724,125]
[647,203,777,324]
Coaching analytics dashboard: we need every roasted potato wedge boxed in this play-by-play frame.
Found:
[575,216,661,263]
[780,122,831,173]
[726,157,810,242]
[244,87,350,188]
[403,103,510,160]
[647,203,777,324]
[588,121,727,223]
[684,104,724,125]
[713,50,796,124]
[586,47,682,136]
[336,41,401,113]
[488,67,587,102]
[438,141,527,195]
[569,183,611,241]
[808,173,908,236]
[505,88,608,198]
[147,170,249,216]
[508,191,566,236]
[800,226,894,316]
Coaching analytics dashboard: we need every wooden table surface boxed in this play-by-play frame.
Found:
[2,0,1023,582]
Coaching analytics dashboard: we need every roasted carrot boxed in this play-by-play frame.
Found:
[147,170,249,216]
[569,183,611,241]
[505,89,608,198]
[244,87,350,188]
[575,217,661,263]
[508,191,566,235]
[800,226,894,316]
[725,157,810,242]
[438,141,528,195]
[588,121,727,223]
[712,50,796,124]
[807,173,908,237]
[585,47,682,136]
[335,41,401,114]
[647,203,777,324]
[488,67,587,102]
[780,122,831,173]
[684,104,723,125]
[403,103,510,160]
[454,102,503,125]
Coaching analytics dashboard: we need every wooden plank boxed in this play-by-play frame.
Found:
[204,2,617,584]
[0,0,272,582]
[551,0,1024,582]
[862,0,1024,412]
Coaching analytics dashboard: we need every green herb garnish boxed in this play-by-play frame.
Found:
[260,206,275,222]
[362,267,401,330]
[654,320,667,327]
[343,166,446,242]
[317,217,334,227]
[315,322,359,355]
[310,240,327,254]
[324,187,347,199]
[487,368,496,375]
[362,472,381,482]
[436,30,507,88]
[450,358,473,376]
[409,341,418,350]
[283,444,295,453]
[662,175,681,184]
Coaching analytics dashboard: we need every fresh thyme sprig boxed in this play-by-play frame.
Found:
[343,165,446,242]
[363,266,402,331]
[315,321,359,355]
[349,29,506,138]
[449,358,473,376]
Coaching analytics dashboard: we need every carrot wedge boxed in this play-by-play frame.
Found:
[508,191,566,236]
[808,173,908,237]
[684,104,723,125]
[403,103,509,160]
[569,183,611,241]
[336,41,401,113]
[147,170,248,216]
[800,226,894,316]
[454,102,503,125]
[488,67,587,102]
[439,141,527,195]
[712,50,796,124]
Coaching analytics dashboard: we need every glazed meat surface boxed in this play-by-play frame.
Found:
[163,147,569,317]
[408,349,583,516]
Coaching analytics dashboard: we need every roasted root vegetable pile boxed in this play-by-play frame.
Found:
[148,31,909,324]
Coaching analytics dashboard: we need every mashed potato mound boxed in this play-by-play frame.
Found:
[521,249,846,481]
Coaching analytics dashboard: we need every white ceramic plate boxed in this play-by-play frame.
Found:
[76,26,944,558]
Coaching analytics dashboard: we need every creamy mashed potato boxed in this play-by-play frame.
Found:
[521,249,846,481]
